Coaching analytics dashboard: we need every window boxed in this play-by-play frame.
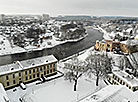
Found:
[47,70,49,74]
[6,76,9,80]
[47,65,49,69]
[19,73,21,77]
[13,74,15,78]
[37,73,39,77]
[29,70,31,74]
[50,64,52,68]
[7,82,9,86]
[26,76,28,80]
[44,66,46,70]
[120,80,122,84]
[40,67,43,71]
[53,68,55,72]
[13,80,16,84]
[19,78,21,81]
[50,69,52,73]
[107,44,110,47]
[44,71,46,75]
[29,76,32,79]
[33,74,35,78]
[33,69,35,73]
[133,87,136,91]
[53,64,55,68]
[25,70,27,75]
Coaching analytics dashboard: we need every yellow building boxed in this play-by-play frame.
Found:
[0,55,58,89]
[95,40,120,52]
[134,35,138,40]
[107,71,138,92]
[120,40,138,53]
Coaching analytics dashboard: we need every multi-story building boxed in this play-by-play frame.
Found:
[42,14,50,21]
[107,70,138,92]
[95,39,138,54]
[95,40,120,52]
[0,14,5,21]
[120,40,138,53]
[0,55,58,89]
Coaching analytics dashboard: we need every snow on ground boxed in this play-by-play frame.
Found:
[107,52,124,66]
[0,32,88,56]
[6,74,106,102]
[0,35,26,56]
[22,76,106,102]
[80,85,138,102]
[95,26,115,40]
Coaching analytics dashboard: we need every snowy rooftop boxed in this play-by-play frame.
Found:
[113,71,138,87]
[120,40,138,45]
[0,63,21,75]
[0,55,58,75]
[20,55,58,69]
[79,85,137,102]
[135,34,138,38]
[127,52,138,68]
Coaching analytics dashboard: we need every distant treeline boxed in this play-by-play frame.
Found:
[110,18,138,23]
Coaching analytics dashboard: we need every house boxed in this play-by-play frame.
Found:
[120,40,138,53]
[107,70,138,92]
[0,55,58,89]
[134,35,138,40]
[126,52,138,77]
[95,39,138,53]
[95,40,120,52]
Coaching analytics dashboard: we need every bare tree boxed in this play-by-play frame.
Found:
[85,52,112,86]
[64,55,88,91]
[119,56,126,70]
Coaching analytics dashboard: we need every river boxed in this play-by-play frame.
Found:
[0,28,103,65]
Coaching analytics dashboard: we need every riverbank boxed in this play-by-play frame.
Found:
[0,28,103,66]
[0,33,88,56]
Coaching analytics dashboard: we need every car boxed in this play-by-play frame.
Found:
[20,83,26,90]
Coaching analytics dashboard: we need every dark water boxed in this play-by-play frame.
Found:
[0,28,103,65]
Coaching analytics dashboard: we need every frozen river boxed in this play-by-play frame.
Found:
[0,28,103,65]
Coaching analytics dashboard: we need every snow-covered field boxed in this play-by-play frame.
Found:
[22,77,106,102]
[6,73,106,102]
[0,35,26,56]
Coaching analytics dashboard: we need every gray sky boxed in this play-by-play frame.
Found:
[1,0,138,17]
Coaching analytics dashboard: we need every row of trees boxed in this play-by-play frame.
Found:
[60,23,86,40]
[64,52,112,91]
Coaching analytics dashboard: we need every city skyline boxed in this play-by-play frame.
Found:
[1,0,138,17]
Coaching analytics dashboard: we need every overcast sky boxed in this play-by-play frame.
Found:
[1,0,138,17]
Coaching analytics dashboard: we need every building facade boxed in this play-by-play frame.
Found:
[42,14,50,21]
[95,40,120,52]
[0,55,58,89]
[107,71,138,92]
[120,40,138,53]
